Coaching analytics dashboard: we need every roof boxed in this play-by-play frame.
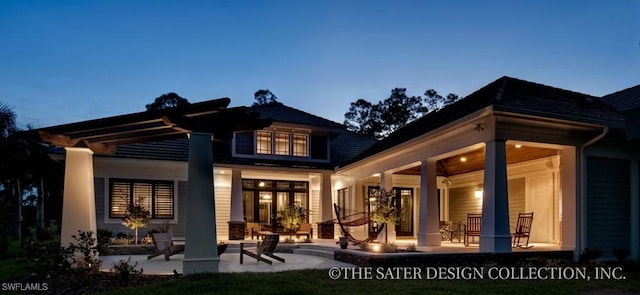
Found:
[248,102,345,129]
[39,98,270,154]
[602,84,640,111]
[349,76,624,163]
[101,102,376,169]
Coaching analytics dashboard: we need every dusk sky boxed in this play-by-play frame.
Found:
[1,1,638,129]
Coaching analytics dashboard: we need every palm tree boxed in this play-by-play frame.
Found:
[0,103,16,139]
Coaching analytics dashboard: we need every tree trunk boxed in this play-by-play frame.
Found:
[37,178,45,229]
[384,223,388,244]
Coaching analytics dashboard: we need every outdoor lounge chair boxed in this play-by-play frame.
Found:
[239,233,285,265]
[147,233,185,261]
[295,223,313,240]
[464,213,482,246]
[512,212,534,248]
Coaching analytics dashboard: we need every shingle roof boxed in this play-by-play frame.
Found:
[248,102,345,129]
[602,84,640,111]
[348,76,624,164]
[105,102,376,169]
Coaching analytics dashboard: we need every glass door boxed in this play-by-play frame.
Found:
[395,188,414,237]
[259,192,273,230]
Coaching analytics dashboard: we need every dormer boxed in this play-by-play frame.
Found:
[232,125,329,162]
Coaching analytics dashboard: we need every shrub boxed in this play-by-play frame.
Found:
[613,248,630,262]
[406,243,418,252]
[112,256,142,282]
[67,230,101,273]
[97,228,113,253]
[580,248,603,262]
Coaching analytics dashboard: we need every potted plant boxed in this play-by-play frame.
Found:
[339,228,349,249]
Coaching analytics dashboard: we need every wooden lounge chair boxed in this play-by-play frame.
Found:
[296,223,313,240]
[240,233,285,265]
[147,233,185,261]
[464,213,482,246]
[512,212,534,248]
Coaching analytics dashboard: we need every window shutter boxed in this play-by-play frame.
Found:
[154,181,174,219]
[310,135,328,160]
[235,131,254,155]
[110,180,130,218]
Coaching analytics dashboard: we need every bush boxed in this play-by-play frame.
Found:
[97,229,113,253]
[580,248,603,262]
[67,230,101,273]
[0,234,8,258]
[406,243,418,252]
[613,248,630,262]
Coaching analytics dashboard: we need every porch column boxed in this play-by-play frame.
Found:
[228,169,244,240]
[418,160,440,246]
[60,147,96,247]
[184,132,219,274]
[480,139,512,253]
[318,172,334,239]
[378,171,396,243]
[559,147,577,251]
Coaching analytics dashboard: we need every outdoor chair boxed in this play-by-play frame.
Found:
[464,213,482,246]
[512,212,534,248]
[246,222,261,239]
[439,221,451,241]
[296,223,313,240]
[240,233,285,265]
[147,233,185,261]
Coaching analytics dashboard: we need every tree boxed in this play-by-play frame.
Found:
[344,99,383,138]
[145,92,190,111]
[121,197,151,244]
[0,103,16,138]
[378,88,427,137]
[252,89,279,106]
[277,204,308,240]
[344,88,462,138]
[370,187,400,245]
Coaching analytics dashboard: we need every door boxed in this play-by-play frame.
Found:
[395,188,414,237]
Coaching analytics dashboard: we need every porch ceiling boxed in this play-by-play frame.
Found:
[396,145,558,176]
[38,98,272,154]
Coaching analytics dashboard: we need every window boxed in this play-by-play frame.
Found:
[110,179,174,219]
[293,134,308,157]
[275,133,290,155]
[337,187,351,219]
[254,130,310,157]
[257,131,272,154]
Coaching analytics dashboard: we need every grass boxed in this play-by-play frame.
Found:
[0,240,30,280]
[100,268,640,295]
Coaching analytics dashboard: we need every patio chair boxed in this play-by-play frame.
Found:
[464,213,482,246]
[439,221,451,241]
[147,233,185,261]
[512,212,534,248]
[240,233,285,265]
[296,223,313,240]
[246,222,261,239]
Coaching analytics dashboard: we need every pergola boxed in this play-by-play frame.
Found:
[39,98,270,274]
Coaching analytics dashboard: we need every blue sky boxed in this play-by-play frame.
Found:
[1,1,638,129]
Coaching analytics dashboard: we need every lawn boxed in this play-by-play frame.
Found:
[100,268,640,295]
[3,241,639,295]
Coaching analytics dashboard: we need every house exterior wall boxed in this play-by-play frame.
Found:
[585,156,631,259]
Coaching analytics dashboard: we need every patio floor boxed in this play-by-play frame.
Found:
[100,239,564,275]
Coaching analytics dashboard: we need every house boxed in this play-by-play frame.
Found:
[38,76,639,273]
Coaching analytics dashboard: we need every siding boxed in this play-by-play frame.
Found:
[448,178,525,227]
[214,186,231,240]
[586,156,631,258]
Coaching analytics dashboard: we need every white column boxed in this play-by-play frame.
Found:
[480,139,512,253]
[61,147,96,247]
[229,169,243,221]
[321,172,333,222]
[560,147,577,251]
[418,160,441,246]
[184,132,219,274]
[378,171,395,243]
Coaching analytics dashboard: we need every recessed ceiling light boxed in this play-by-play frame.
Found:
[515,144,522,149]
[460,157,467,162]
